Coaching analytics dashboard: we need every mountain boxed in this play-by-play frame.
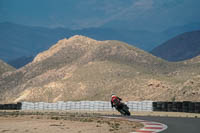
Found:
[163,22,200,39]
[1,21,200,68]
[0,22,73,62]
[151,31,200,61]
[1,0,200,32]
[0,22,162,64]
[0,59,15,75]
[0,35,200,103]
[75,28,164,51]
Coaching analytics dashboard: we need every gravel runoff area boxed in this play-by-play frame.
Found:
[0,111,143,133]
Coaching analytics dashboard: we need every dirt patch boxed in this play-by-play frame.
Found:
[0,111,142,133]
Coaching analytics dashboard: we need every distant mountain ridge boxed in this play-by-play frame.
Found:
[1,0,199,32]
[0,36,200,103]
[163,22,200,38]
[151,30,200,61]
[0,22,72,61]
[1,22,200,69]
[0,22,161,62]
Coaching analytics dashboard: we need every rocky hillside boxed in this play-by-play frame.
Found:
[151,31,200,61]
[0,60,15,75]
[0,36,200,103]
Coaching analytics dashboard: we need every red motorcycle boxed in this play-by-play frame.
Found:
[112,97,131,116]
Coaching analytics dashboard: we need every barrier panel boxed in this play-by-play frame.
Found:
[172,102,178,112]
[195,102,200,113]
[161,102,168,112]
[189,102,195,113]
[177,102,183,112]
[183,101,190,112]
[153,101,200,113]
[21,101,153,112]
[156,102,162,111]
[1,101,199,113]
[167,102,173,112]
[0,103,21,110]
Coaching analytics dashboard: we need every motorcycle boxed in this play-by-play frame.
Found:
[114,102,131,116]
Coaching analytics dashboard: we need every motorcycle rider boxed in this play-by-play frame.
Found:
[111,94,131,116]
[111,94,122,110]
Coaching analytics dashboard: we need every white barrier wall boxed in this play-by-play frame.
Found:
[21,101,153,112]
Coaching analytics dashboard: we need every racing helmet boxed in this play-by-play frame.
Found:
[111,94,116,98]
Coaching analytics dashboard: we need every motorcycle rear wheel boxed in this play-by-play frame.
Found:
[122,107,131,116]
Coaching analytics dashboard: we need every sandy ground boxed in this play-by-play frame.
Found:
[1,110,198,133]
[0,112,142,133]
[0,117,109,133]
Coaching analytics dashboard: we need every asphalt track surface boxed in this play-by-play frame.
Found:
[133,115,200,133]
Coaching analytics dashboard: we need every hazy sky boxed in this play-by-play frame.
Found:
[0,0,200,31]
